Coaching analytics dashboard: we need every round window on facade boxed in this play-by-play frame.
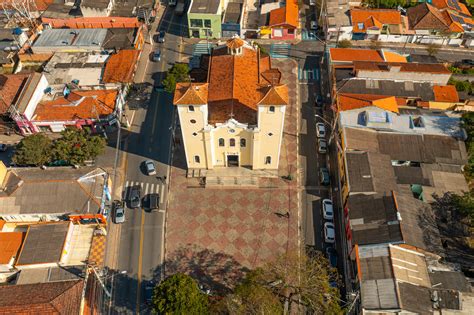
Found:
[229,129,235,133]
[192,132,198,136]
[190,119,197,124]
[268,132,273,136]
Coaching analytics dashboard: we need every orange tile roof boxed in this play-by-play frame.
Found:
[42,17,142,29]
[351,9,402,33]
[269,0,299,28]
[1,0,53,11]
[0,74,30,115]
[353,61,449,73]
[330,48,385,63]
[0,232,24,265]
[258,85,289,106]
[226,37,245,49]
[173,83,209,105]
[102,50,139,84]
[433,85,459,102]
[338,93,399,113]
[431,0,472,16]
[382,51,408,62]
[34,90,117,121]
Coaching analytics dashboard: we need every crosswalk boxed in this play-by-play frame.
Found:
[193,42,215,56]
[270,44,291,58]
[125,180,165,201]
[298,66,320,81]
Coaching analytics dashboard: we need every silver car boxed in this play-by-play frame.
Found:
[144,160,156,175]
[324,222,336,243]
[113,201,125,224]
[316,122,326,138]
[318,138,327,154]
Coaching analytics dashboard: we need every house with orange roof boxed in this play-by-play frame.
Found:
[0,232,24,276]
[263,0,299,39]
[350,8,406,40]
[329,48,407,66]
[173,37,288,170]
[41,16,142,29]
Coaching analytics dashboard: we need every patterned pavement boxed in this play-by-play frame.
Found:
[165,59,300,293]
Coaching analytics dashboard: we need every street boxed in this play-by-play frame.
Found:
[107,6,184,314]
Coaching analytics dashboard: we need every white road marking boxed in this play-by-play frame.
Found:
[125,181,129,187]
[160,183,165,199]
[155,184,160,194]
[149,184,155,195]
[144,183,149,195]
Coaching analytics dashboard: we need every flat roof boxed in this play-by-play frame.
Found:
[0,232,24,264]
[190,0,220,14]
[223,2,242,24]
[16,265,85,285]
[16,222,69,266]
[33,28,107,48]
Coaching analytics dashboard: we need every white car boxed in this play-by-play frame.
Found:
[316,123,326,138]
[144,160,156,176]
[324,222,336,243]
[322,199,334,220]
[318,138,327,154]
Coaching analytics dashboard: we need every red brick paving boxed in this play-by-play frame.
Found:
[165,59,300,292]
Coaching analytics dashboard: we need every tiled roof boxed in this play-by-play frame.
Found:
[0,232,24,265]
[102,50,139,83]
[433,85,459,102]
[173,83,209,105]
[268,0,299,28]
[0,74,30,115]
[407,3,452,31]
[381,51,408,62]
[0,280,84,314]
[339,93,399,113]
[351,9,402,33]
[330,48,385,63]
[42,16,142,28]
[33,89,117,121]
[431,0,472,16]
[226,37,244,49]
[258,85,289,106]
[353,61,450,73]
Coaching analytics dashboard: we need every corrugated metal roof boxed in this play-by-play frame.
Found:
[33,28,107,47]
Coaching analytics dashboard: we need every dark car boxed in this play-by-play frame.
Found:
[157,31,165,43]
[113,200,125,224]
[129,185,141,208]
[461,59,474,66]
[146,193,160,211]
[326,246,338,268]
[320,167,330,186]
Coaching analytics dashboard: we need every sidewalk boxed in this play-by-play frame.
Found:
[351,39,473,53]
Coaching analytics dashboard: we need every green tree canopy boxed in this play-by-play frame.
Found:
[51,129,106,165]
[337,39,352,48]
[13,133,52,166]
[152,273,209,315]
[163,63,190,93]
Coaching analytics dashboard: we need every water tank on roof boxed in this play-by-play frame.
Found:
[12,27,22,35]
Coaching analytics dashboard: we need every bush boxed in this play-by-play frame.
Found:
[337,39,352,48]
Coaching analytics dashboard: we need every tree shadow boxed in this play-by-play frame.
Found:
[156,244,250,295]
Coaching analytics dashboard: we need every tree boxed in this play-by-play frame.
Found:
[52,129,106,165]
[223,250,342,314]
[426,43,440,57]
[152,273,209,315]
[163,63,190,93]
[13,133,52,166]
[452,191,474,226]
[337,39,352,48]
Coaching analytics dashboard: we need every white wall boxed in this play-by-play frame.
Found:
[24,74,49,121]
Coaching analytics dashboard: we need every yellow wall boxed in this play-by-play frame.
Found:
[0,161,7,186]
[428,101,456,110]
[211,126,253,167]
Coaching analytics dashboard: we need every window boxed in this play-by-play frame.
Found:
[268,132,273,136]
[194,155,200,163]
[192,132,198,136]
[219,138,225,147]
[190,119,196,124]
[265,156,271,164]
[190,19,203,28]
[188,105,195,112]
[358,22,364,30]
[269,106,275,113]
[288,29,295,35]
[230,138,235,147]
[240,138,246,147]
[204,19,211,28]
[411,116,425,128]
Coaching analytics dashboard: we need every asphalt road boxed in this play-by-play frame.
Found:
[110,6,184,314]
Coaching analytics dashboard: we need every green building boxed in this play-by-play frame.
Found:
[187,0,222,39]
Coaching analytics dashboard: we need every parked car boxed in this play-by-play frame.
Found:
[320,167,330,186]
[147,193,160,211]
[129,185,141,208]
[310,20,318,30]
[157,31,165,43]
[326,246,338,268]
[310,0,316,5]
[322,199,334,220]
[316,122,326,138]
[315,94,323,106]
[144,160,156,175]
[152,50,161,62]
[461,59,474,66]
[0,144,7,152]
[113,200,125,224]
[324,222,335,243]
[318,138,327,154]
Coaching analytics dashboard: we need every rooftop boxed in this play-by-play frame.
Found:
[0,232,24,265]
[33,28,108,49]
[0,280,84,314]
[330,48,407,63]
[102,50,139,83]
[16,265,85,285]
[41,16,141,29]
[189,0,220,14]
[350,8,402,33]
[268,0,299,28]
[0,167,105,215]
[81,0,111,9]
[15,222,69,266]
[338,93,399,113]
[223,2,243,24]
[0,74,30,115]
[353,61,451,74]
[103,28,138,50]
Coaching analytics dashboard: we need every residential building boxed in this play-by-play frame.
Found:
[0,279,84,314]
[350,8,406,41]
[0,74,30,117]
[188,0,222,38]
[352,61,452,85]
[222,2,244,38]
[41,16,142,29]
[81,0,114,17]
[262,0,298,39]
[329,48,407,66]
[0,165,109,222]
[102,49,140,84]
[356,244,473,313]
[324,0,352,40]
[173,37,288,170]
[0,232,23,275]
